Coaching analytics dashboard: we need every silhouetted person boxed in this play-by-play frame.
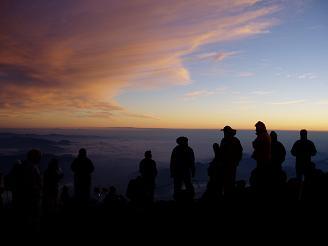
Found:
[5,160,22,209]
[43,158,63,213]
[71,148,95,203]
[205,143,222,199]
[170,136,195,199]
[139,150,157,202]
[270,131,286,169]
[126,176,147,206]
[291,129,317,180]
[220,126,243,197]
[252,121,271,168]
[13,150,42,230]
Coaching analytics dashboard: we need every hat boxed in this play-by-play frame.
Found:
[221,126,236,135]
[255,121,267,131]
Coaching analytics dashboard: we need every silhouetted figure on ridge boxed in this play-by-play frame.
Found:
[170,136,195,200]
[139,150,157,202]
[43,158,63,213]
[250,122,273,197]
[291,129,317,180]
[270,131,286,169]
[5,160,22,209]
[252,121,271,168]
[11,150,42,230]
[219,126,243,197]
[126,176,148,206]
[204,143,222,199]
[71,148,95,203]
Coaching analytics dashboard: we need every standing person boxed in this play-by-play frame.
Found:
[205,143,222,197]
[291,129,317,180]
[170,136,195,199]
[71,148,94,203]
[252,121,271,168]
[139,150,158,202]
[220,126,243,197]
[270,131,286,170]
[15,149,42,230]
[43,158,63,213]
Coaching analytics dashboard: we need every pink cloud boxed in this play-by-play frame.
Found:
[0,0,281,125]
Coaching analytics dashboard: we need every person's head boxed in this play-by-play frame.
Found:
[48,158,59,170]
[78,148,87,157]
[144,150,152,159]
[221,126,236,138]
[255,121,267,134]
[27,149,42,164]
[300,129,307,140]
[270,131,278,142]
[176,136,188,146]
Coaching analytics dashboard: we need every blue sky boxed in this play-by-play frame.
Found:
[0,0,327,129]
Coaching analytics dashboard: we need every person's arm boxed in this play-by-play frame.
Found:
[311,142,317,156]
[281,143,286,162]
[237,140,243,163]
[153,161,158,177]
[191,149,196,178]
[170,149,176,178]
[291,142,297,157]
[139,160,144,175]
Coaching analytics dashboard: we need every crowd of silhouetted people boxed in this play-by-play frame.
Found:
[0,121,327,234]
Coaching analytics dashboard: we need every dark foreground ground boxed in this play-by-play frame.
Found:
[1,192,328,243]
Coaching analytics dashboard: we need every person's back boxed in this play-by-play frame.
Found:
[43,158,63,213]
[43,159,63,195]
[139,150,157,202]
[71,155,94,178]
[252,121,271,166]
[17,151,42,202]
[220,126,243,196]
[71,148,94,202]
[170,137,195,199]
[220,137,243,164]
[126,176,147,205]
[139,151,157,180]
[291,140,316,164]
[170,143,195,177]
[270,131,286,168]
[291,130,317,179]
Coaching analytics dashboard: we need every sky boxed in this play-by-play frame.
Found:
[0,0,327,130]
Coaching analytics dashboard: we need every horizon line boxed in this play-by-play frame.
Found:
[0,126,327,132]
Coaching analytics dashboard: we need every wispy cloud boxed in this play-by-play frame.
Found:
[0,0,281,125]
[184,86,228,100]
[232,100,254,104]
[238,72,255,77]
[286,73,318,80]
[315,100,328,105]
[197,51,240,62]
[297,73,317,80]
[269,100,306,105]
[251,90,274,95]
[184,90,216,99]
